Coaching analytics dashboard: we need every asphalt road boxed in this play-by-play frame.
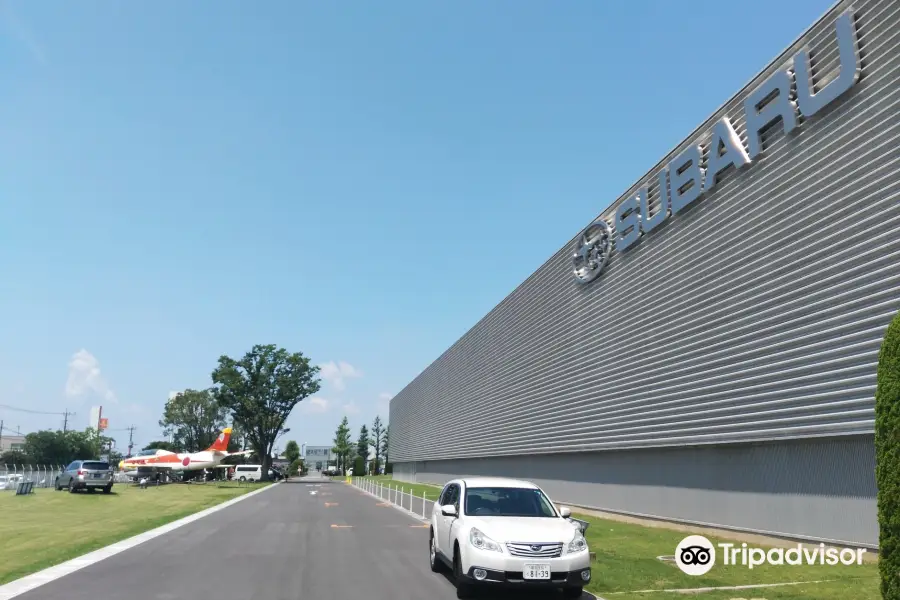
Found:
[15,474,588,600]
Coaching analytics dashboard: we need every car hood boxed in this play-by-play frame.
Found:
[468,517,581,544]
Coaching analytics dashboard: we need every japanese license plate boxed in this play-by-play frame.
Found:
[523,563,551,580]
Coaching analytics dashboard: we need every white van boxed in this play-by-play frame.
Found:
[233,465,262,482]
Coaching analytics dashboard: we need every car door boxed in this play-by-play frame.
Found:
[434,484,451,555]
[442,484,461,554]
[59,462,74,485]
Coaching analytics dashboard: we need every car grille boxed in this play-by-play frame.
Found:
[506,542,563,558]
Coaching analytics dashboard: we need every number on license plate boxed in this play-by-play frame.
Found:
[523,564,551,580]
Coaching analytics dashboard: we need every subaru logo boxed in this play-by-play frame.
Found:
[531,545,542,552]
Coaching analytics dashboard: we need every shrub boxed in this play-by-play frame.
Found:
[289,458,303,477]
[353,455,365,475]
[876,310,900,599]
[385,462,393,475]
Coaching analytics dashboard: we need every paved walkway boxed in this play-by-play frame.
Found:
[12,475,586,599]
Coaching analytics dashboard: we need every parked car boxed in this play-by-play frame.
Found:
[0,474,24,490]
[56,460,114,494]
[234,464,263,481]
[429,477,591,599]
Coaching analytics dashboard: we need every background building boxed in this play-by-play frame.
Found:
[303,445,334,470]
[389,0,899,548]
[0,433,26,454]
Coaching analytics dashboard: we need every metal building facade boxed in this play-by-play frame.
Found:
[389,0,900,547]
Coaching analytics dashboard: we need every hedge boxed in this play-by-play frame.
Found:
[353,455,365,475]
[876,309,900,599]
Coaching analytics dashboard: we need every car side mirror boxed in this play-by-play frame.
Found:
[441,504,457,517]
[559,506,572,518]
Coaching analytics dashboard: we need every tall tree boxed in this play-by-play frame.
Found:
[159,388,229,452]
[381,424,390,466]
[24,429,102,466]
[332,417,352,475]
[144,440,179,452]
[284,440,301,465]
[212,344,321,481]
[370,416,384,472]
[356,425,370,461]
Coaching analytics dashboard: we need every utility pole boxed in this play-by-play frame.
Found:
[126,425,136,457]
[0,419,4,451]
[62,409,74,433]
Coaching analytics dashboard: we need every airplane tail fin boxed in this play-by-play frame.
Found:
[206,428,232,452]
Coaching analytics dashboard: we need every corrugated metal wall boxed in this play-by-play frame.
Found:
[394,436,878,547]
[390,0,900,466]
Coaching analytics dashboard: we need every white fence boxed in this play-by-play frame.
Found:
[0,464,65,490]
[353,477,435,519]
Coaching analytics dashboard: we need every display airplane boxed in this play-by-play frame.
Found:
[119,427,252,478]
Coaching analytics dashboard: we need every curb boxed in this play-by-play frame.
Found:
[0,482,281,600]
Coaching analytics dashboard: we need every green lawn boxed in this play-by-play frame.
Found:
[0,481,268,585]
[357,476,879,599]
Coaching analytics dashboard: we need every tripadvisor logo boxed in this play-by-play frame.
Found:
[674,535,867,576]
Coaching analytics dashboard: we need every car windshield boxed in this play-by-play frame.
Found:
[82,462,109,470]
[464,487,558,518]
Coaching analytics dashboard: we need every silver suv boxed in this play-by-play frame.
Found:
[56,460,114,494]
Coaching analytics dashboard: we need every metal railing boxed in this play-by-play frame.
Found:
[0,464,65,490]
[353,477,434,519]
[351,477,591,534]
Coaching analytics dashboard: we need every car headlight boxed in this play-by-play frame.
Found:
[469,528,503,552]
[567,533,588,554]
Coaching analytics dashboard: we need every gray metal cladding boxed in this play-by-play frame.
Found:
[389,0,900,463]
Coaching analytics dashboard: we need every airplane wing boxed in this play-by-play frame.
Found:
[123,463,176,470]
[222,450,255,458]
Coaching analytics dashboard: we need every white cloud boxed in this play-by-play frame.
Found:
[319,361,362,391]
[65,349,116,403]
[342,402,360,415]
[302,396,330,414]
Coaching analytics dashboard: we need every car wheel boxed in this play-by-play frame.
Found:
[68,480,76,493]
[239,476,246,482]
[453,547,474,599]
[103,486,112,494]
[429,529,441,573]
[563,586,583,598]
[55,479,62,491]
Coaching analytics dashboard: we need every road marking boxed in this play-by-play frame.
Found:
[330,524,353,528]
[409,524,428,528]
[376,502,391,506]
[325,502,338,507]
[0,482,281,600]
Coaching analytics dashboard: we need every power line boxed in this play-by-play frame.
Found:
[0,404,71,416]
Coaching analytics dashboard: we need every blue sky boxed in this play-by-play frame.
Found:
[0,0,828,453]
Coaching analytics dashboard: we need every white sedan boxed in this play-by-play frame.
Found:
[428,477,591,598]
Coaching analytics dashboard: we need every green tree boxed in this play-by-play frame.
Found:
[160,388,228,452]
[24,429,98,465]
[143,440,179,453]
[212,344,321,482]
[284,440,301,465]
[0,449,32,465]
[381,424,390,467]
[371,416,385,473]
[353,455,365,476]
[877,310,900,599]
[332,416,353,475]
[356,425,369,461]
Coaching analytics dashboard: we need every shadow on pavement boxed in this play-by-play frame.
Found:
[435,571,593,599]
